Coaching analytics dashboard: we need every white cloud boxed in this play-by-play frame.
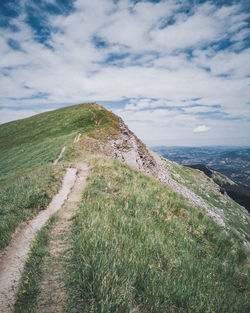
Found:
[150,2,246,52]
[0,0,249,145]
[193,125,211,133]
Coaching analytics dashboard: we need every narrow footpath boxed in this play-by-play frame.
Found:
[37,163,88,312]
[0,163,88,313]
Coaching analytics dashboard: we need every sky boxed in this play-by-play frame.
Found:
[0,0,250,146]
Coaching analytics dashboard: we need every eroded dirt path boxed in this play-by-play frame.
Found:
[0,167,77,313]
[53,146,67,165]
[37,163,88,313]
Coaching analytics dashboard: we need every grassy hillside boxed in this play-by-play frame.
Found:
[14,157,249,313]
[0,103,119,252]
[1,103,249,312]
[64,157,249,313]
[159,158,250,245]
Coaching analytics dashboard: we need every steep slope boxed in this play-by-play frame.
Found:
[67,108,249,241]
[0,103,249,313]
[186,164,250,213]
[66,158,249,313]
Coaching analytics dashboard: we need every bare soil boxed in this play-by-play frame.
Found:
[37,163,88,313]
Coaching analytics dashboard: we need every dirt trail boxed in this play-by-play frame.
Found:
[73,133,81,144]
[0,167,77,313]
[37,163,88,312]
[53,146,66,165]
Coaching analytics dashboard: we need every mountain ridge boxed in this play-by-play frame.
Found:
[1,103,249,243]
[0,103,249,312]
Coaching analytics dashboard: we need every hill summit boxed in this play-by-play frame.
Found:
[0,103,249,313]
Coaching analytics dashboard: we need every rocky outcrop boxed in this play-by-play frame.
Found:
[108,119,157,175]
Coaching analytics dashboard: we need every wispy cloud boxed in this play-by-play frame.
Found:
[0,0,249,145]
[193,125,211,133]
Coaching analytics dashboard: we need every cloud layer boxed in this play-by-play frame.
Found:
[0,0,249,146]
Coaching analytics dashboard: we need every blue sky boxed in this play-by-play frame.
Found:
[0,0,250,146]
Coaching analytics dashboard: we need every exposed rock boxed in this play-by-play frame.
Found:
[108,119,157,175]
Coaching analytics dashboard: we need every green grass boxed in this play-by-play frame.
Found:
[168,161,250,243]
[1,103,250,312]
[14,214,58,313]
[0,102,119,181]
[0,103,120,252]
[0,165,64,252]
[67,158,249,313]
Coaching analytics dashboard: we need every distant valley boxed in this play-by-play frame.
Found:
[152,146,250,187]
